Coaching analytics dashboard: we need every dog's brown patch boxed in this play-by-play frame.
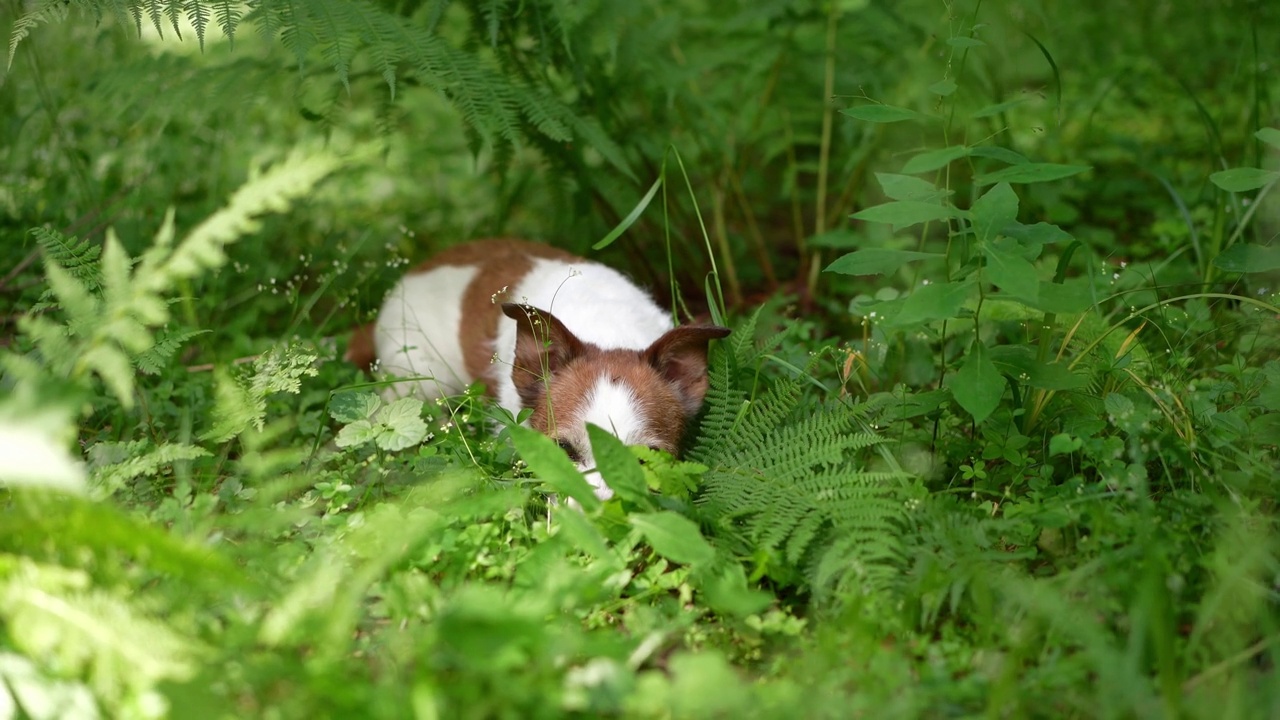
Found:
[344,322,377,371]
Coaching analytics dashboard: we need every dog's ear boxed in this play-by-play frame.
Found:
[502,303,588,407]
[644,325,732,416]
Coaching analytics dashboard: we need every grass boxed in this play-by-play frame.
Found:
[1,0,1278,718]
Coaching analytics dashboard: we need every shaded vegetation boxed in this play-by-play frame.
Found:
[2,0,1278,717]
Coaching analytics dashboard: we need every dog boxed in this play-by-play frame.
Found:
[345,238,730,499]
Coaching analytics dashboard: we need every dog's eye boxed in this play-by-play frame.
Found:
[556,438,581,463]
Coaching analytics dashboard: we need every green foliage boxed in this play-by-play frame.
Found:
[690,320,907,597]
[3,0,1280,717]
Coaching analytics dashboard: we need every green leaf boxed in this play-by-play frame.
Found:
[874,173,951,202]
[969,145,1030,165]
[1048,433,1082,456]
[839,104,930,123]
[804,229,861,249]
[335,419,379,448]
[553,505,612,559]
[374,397,428,451]
[984,239,1039,300]
[902,145,970,174]
[593,175,661,250]
[1006,221,1072,246]
[948,341,1003,423]
[824,248,943,277]
[587,424,649,504]
[975,163,1090,185]
[1209,167,1280,193]
[1014,280,1095,314]
[947,36,985,48]
[630,511,716,567]
[928,79,957,96]
[989,346,1088,390]
[1213,243,1280,273]
[888,280,975,326]
[1256,127,1280,150]
[700,563,773,617]
[1104,392,1135,419]
[971,183,1019,243]
[509,425,601,511]
[971,97,1030,118]
[851,200,963,229]
[329,391,381,423]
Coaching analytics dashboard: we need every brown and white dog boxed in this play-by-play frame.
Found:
[345,239,730,500]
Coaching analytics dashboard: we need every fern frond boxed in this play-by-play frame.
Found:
[212,0,239,48]
[134,328,209,375]
[6,0,68,70]
[30,227,102,313]
[0,557,200,708]
[184,0,210,49]
[691,321,910,598]
[88,440,210,497]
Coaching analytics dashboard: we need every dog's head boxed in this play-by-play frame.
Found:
[500,302,729,497]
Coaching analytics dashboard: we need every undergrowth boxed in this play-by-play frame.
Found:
[2,0,1279,718]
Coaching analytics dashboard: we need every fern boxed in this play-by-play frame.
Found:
[134,328,209,375]
[6,0,634,175]
[5,0,68,69]
[87,440,211,498]
[29,227,102,313]
[690,325,909,598]
[17,150,339,411]
[203,341,320,442]
[0,556,199,713]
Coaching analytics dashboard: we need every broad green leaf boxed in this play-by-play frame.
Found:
[1103,392,1135,419]
[852,200,963,229]
[839,104,930,123]
[874,172,951,201]
[553,504,612,559]
[1209,167,1280,193]
[1256,127,1280,150]
[971,182,1019,243]
[902,145,970,174]
[375,397,428,451]
[969,145,1029,165]
[1213,243,1280,273]
[700,563,773,617]
[928,79,957,96]
[825,248,944,276]
[1048,433,1082,456]
[1006,221,1072,246]
[509,425,600,511]
[984,239,1039,300]
[587,424,649,504]
[630,511,715,567]
[971,97,1030,118]
[975,163,1090,185]
[889,280,975,326]
[948,341,1003,423]
[335,419,379,448]
[989,346,1088,390]
[329,391,381,423]
[1015,280,1095,314]
[947,36,985,48]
